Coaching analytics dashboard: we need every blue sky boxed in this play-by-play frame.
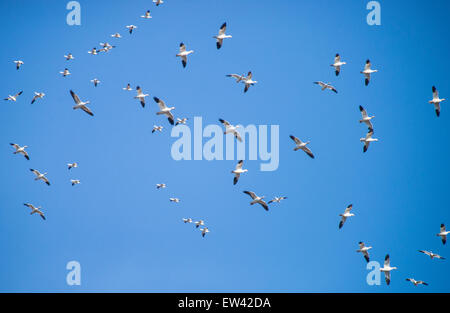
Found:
[1,0,449,292]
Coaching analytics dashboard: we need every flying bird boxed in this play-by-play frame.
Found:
[268,196,287,204]
[195,220,205,228]
[153,0,164,6]
[111,33,122,38]
[380,254,397,285]
[70,90,94,116]
[4,91,23,102]
[153,97,175,125]
[243,191,269,211]
[289,135,315,159]
[14,60,24,70]
[418,250,446,260]
[200,227,210,238]
[226,73,246,84]
[24,203,46,220]
[183,218,193,224]
[123,83,133,91]
[156,183,166,189]
[67,162,78,170]
[87,47,98,55]
[339,204,354,229]
[360,129,378,153]
[60,68,71,77]
[169,198,180,203]
[152,125,163,133]
[313,81,338,93]
[30,169,50,186]
[126,25,137,34]
[231,160,248,185]
[429,86,445,117]
[91,78,100,87]
[213,22,232,49]
[437,224,450,245]
[241,71,258,93]
[356,241,372,263]
[10,143,30,160]
[135,86,149,108]
[406,278,428,287]
[219,119,242,142]
[359,105,375,130]
[64,53,74,60]
[31,92,45,104]
[141,10,152,19]
[71,179,81,186]
[330,53,346,76]
[175,118,188,126]
[176,43,194,68]
[360,59,378,86]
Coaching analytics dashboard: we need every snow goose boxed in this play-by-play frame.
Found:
[360,59,378,86]
[156,183,166,189]
[243,191,269,211]
[169,198,180,203]
[70,90,94,116]
[339,204,354,229]
[219,119,242,142]
[10,143,30,160]
[153,0,164,6]
[14,60,24,70]
[153,97,175,125]
[134,86,149,108]
[67,162,78,170]
[123,83,133,91]
[356,241,372,263]
[24,203,46,220]
[60,68,71,77]
[141,10,152,19]
[226,73,246,83]
[314,81,338,93]
[406,278,428,286]
[360,129,378,153]
[176,43,194,68]
[111,33,122,38]
[213,22,232,49]
[90,78,100,87]
[71,179,81,186]
[268,196,287,204]
[195,220,205,228]
[200,227,210,238]
[380,254,397,285]
[30,169,50,186]
[152,125,163,133]
[242,71,258,93]
[289,135,315,159]
[437,224,450,245]
[126,25,137,34]
[418,250,445,260]
[175,118,188,126]
[330,53,346,76]
[359,105,375,130]
[183,218,193,224]
[4,91,23,102]
[231,160,247,185]
[31,92,45,104]
[429,86,445,117]
[87,47,98,55]
[64,53,74,60]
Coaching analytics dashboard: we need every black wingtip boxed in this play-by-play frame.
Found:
[153,97,159,103]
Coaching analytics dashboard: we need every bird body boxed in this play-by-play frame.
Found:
[437,224,450,245]
[406,278,428,286]
[219,119,242,142]
[356,241,372,263]
[30,169,50,186]
[70,90,94,116]
[231,160,247,185]
[10,143,30,160]
[418,250,445,260]
[268,196,287,204]
[135,86,149,108]
[4,91,23,102]
[153,97,175,125]
[243,191,269,211]
[24,203,46,220]
[380,254,397,285]
[176,43,194,68]
[213,23,232,49]
[330,53,346,76]
[360,130,378,153]
[71,179,81,186]
[314,81,338,93]
[290,135,315,158]
[360,59,378,86]
[339,204,354,229]
[359,105,375,130]
[429,86,445,117]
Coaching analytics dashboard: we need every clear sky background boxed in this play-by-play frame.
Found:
[1,0,449,292]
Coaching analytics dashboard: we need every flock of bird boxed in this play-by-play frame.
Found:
[5,2,448,289]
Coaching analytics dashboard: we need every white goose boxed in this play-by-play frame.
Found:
[429,86,445,117]
[176,43,194,68]
[339,204,354,229]
[152,125,163,133]
[126,25,137,34]
[360,129,378,153]
[87,47,98,55]
[71,179,81,186]
[231,160,247,185]
[141,10,152,19]
[314,81,338,93]
[153,0,164,6]
[406,278,428,287]
[67,162,78,170]
[60,68,71,77]
[418,250,446,260]
[156,183,166,189]
[213,22,232,49]
[289,135,315,159]
[91,78,100,87]
[70,90,94,116]
[360,59,378,86]
[330,53,346,76]
[175,118,188,126]
[183,218,193,224]
[64,53,74,60]
[153,97,175,125]
[123,83,133,91]
[219,119,242,142]
[30,169,50,186]
[380,254,397,285]
[268,196,287,204]
[242,71,258,93]
[111,33,122,38]
[195,220,205,228]
[356,241,372,263]
[243,191,269,211]
[10,143,30,160]
[4,91,23,102]
[14,60,24,70]
[134,86,149,108]
[24,203,46,220]
[437,224,450,245]
[200,227,210,238]
[169,198,180,203]
[359,105,375,130]
[226,73,246,83]
[31,92,45,104]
